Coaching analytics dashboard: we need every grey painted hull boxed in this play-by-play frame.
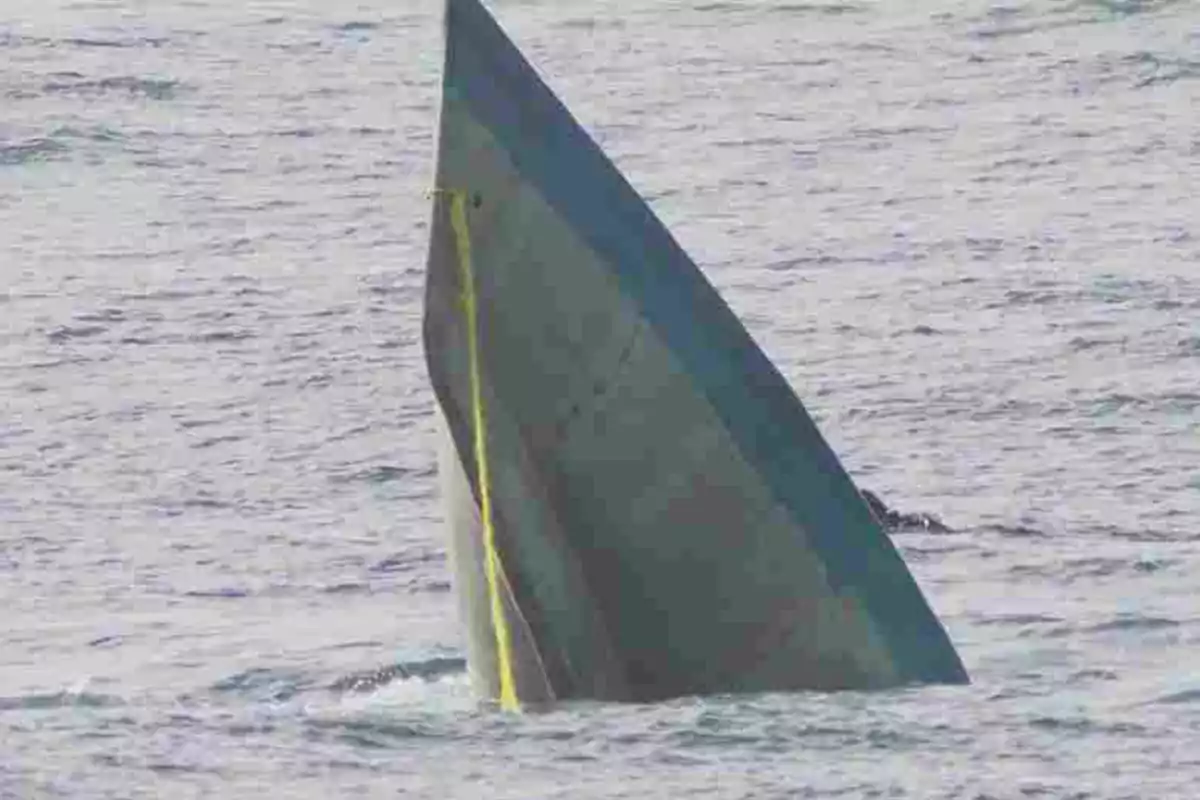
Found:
[423,0,968,706]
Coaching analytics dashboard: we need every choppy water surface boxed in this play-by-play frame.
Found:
[2,0,1198,797]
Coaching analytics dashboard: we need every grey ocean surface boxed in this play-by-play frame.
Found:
[1,0,1198,797]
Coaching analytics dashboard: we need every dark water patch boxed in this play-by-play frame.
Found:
[301,372,334,388]
[73,308,126,323]
[0,691,122,711]
[327,640,385,652]
[321,582,370,595]
[1151,687,1200,705]
[556,16,628,31]
[1073,0,1192,16]
[224,719,279,737]
[1029,715,1147,736]
[694,1,861,15]
[988,524,1051,539]
[1126,52,1200,89]
[147,759,220,775]
[307,304,354,319]
[771,2,864,15]
[211,667,306,702]
[61,35,169,49]
[1068,668,1120,684]
[971,19,1083,41]
[46,324,108,342]
[693,3,746,13]
[326,424,372,444]
[330,465,413,485]
[988,289,1062,309]
[183,587,250,599]
[369,550,445,574]
[193,308,236,322]
[41,75,182,100]
[0,137,68,165]
[189,434,245,450]
[308,717,436,748]
[87,634,123,648]
[366,282,423,299]
[178,417,220,430]
[272,127,319,139]
[119,333,169,346]
[119,287,213,302]
[334,21,380,32]
[1067,335,1126,352]
[57,124,129,143]
[190,329,255,343]
[1085,614,1180,634]
[348,126,392,137]
[668,728,769,749]
[1061,556,1177,579]
[1095,524,1195,542]
[975,613,1065,627]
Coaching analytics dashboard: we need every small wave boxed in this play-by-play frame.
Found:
[1151,687,1200,705]
[61,35,168,49]
[306,716,438,748]
[1129,53,1200,89]
[1075,0,1192,16]
[988,523,1050,539]
[0,137,68,166]
[771,2,863,14]
[1085,614,1180,634]
[45,324,110,343]
[118,287,212,302]
[211,667,306,702]
[41,75,182,99]
[73,308,126,323]
[369,550,445,574]
[334,21,380,32]
[87,634,123,648]
[272,127,318,138]
[179,496,230,510]
[189,434,245,450]
[1067,335,1126,352]
[1068,668,1120,684]
[1093,524,1195,542]
[330,465,413,485]
[1058,556,1177,580]
[975,613,1065,627]
[190,329,255,344]
[693,1,861,14]
[0,690,122,711]
[321,582,370,595]
[557,17,627,31]
[183,587,250,599]
[1029,715,1146,736]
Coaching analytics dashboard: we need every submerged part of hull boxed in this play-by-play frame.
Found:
[423,0,968,705]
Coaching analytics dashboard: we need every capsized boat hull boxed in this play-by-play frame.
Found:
[423,0,968,705]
